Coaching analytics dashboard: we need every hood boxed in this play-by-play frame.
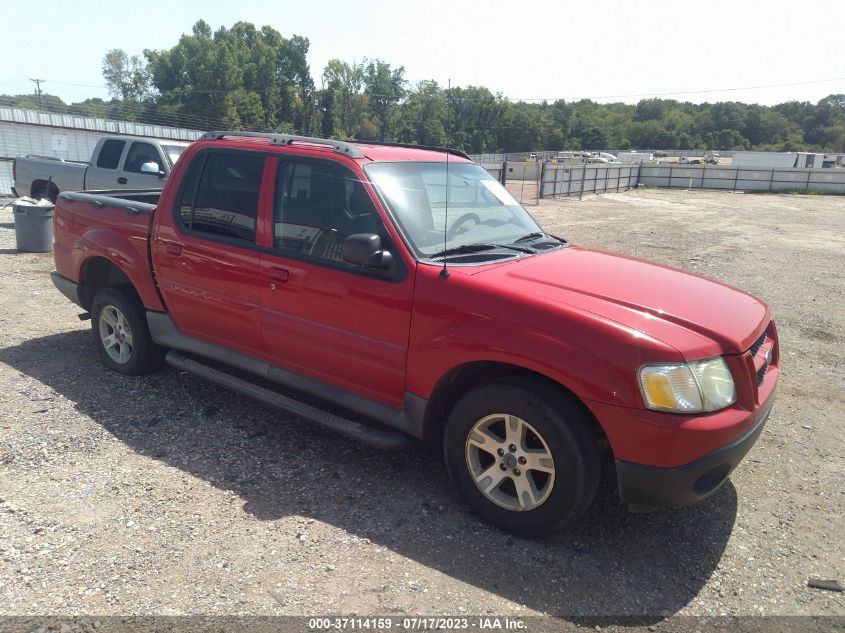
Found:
[480,246,769,358]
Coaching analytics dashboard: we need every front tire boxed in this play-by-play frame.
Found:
[444,378,600,537]
[91,287,162,375]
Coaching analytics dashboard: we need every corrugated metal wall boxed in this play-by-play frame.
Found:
[540,164,640,198]
[637,164,845,194]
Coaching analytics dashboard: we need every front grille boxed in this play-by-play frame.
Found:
[747,328,771,386]
[749,331,768,357]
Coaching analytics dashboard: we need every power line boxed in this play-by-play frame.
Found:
[504,76,845,103]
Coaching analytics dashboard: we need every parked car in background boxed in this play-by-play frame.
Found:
[13,136,189,201]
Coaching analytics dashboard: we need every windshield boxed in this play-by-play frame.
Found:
[161,144,186,166]
[365,161,543,259]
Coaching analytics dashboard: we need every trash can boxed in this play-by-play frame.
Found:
[13,201,55,252]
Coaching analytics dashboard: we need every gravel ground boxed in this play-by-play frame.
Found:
[0,189,843,626]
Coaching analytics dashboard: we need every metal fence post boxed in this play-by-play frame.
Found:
[806,169,811,192]
[537,161,544,204]
[579,160,587,201]
[768,168,774,192]
[668,164,673,190]
[733,167,739,193]
[500,159,507,186]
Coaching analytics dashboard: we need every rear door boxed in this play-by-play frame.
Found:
[257,156,415,407]
[85,139,127,190]
[152,148,270,356]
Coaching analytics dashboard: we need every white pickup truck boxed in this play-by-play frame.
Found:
[13,136,189,202]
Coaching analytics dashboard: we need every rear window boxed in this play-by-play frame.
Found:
[161,144,186,166]
[96,140,125,169]
[176,152,265,245]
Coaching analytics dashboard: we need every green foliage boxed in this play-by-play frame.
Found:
[142,20,314,132]
[397,81,447,146]
[363,60,407,141]
[102,49,151,101]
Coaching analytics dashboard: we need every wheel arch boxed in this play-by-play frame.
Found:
[78,256,141,311]
[422,360,607,445]
[30,179,59,202]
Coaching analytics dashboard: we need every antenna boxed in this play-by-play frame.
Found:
[440,78,451,279]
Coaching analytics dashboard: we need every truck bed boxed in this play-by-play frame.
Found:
[13,155,90,198]
[59,188,161,209]
[53,189,164,311]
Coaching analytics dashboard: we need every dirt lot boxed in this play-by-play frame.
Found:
[0,189,843,626]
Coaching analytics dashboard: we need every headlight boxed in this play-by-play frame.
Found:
[639,357,736,413]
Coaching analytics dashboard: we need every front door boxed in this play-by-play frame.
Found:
[118,141,168,189]
[257,157,414,407]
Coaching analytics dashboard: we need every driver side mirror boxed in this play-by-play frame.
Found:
[342,233,394,270]
[140,161,165,177]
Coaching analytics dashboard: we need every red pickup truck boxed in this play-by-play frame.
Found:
[50,131,778,536]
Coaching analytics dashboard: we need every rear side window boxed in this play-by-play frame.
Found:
[96,140,125,169]
[176,152,265,244]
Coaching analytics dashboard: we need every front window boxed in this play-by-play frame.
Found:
[273,159,384,264]
[124,142,161,174]
[365,162,549,260]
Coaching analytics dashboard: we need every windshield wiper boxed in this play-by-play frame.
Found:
[513,232,567,246]
[514,231,545,243]
[429,242,533,259]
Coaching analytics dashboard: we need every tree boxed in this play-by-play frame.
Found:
[102,49,151,101]
[323,59,365,94]
[144,20,313,132]
[446,86,507,153]
[364,60,406,141]
[321,59,368,139]
[397,80,447,146]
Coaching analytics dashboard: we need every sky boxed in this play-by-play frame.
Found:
[3,0,844,107]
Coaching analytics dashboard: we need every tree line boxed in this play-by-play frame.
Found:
[3,20,844,154]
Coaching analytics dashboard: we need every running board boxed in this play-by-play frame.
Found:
[165,351,413,450]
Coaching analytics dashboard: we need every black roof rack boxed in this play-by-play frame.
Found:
[199,131,364,159]
[199,131,472,161]
[354,140,470,160]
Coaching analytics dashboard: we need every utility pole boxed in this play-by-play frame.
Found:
[29,78,45,110]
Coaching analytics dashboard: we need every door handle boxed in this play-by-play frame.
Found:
[164,241,182,256]
[117,177,127,184]
[268,268,289,288]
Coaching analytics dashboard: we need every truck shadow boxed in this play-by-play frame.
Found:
[0,329,737,622]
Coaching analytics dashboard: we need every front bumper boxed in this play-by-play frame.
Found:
[615,393,775,509]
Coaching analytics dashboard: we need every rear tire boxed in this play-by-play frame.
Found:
[91,287,162,375]
[444,377,600,537]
